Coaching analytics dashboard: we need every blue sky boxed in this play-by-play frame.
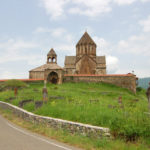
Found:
[0,0,150,79]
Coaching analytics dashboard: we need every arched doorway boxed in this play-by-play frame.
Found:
[47,72,58,84]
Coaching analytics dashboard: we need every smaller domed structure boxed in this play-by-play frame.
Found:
[29,48,63,84]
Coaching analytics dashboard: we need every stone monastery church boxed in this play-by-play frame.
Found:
[29,32,137,93]
[65,32,106,75]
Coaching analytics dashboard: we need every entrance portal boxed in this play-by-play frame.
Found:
[47,72,58,84]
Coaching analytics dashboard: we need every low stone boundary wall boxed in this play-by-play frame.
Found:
[0,101,110,138]
[64,74,137,93]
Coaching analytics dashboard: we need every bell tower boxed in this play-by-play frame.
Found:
[76,32,96,59]
[47,48,57,64]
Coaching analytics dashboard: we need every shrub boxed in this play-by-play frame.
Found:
[3,79,27,90]
[0,82,5,91]
[136,87,143,92]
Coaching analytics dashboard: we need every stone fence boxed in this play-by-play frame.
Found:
[64,74,137,93]
[0,101,110,138]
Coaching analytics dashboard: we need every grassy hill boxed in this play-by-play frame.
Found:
[138,77,150,89]
[0,81,150,142]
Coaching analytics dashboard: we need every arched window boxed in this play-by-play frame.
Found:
[52,57,56,62]
[48,57,51,63]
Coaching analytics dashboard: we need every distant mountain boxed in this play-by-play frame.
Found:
[138,77,150,89]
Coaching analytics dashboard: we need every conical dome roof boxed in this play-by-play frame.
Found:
[47,48,57,56]
[76,32,96,46]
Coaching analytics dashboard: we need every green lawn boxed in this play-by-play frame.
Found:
[0,82,150,142]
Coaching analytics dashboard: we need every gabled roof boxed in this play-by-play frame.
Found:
[30,63,62,72]
[47,48,57,56]
[96,56,106,64]
[76,32,96,46]
[64,56,76,65]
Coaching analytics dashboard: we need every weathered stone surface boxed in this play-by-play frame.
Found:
[35,101,43,109]
[33,88,39,92]
[76,55,96,74]
[89,99,99,103]
[49,96,65,100]
[5,97,15,102]
[0,101,110,139]
[19,99,34,108]
[64,74,137,93]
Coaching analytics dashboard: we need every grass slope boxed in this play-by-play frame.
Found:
[1,109,149,150]
[0,82,150,142]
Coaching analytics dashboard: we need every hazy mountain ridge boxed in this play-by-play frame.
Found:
[138,77,150,89]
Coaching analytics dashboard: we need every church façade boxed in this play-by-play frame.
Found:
[29,31,137,93]
[29,32,107,83]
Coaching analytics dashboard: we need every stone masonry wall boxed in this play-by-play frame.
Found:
[29,71,44,79]
[64,74,137,93]
[0,101,110,138]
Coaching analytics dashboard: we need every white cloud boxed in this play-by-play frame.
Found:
[113,32,150,77]
[0,71,27,79]
[0,39,40,65]
[39,0,150,19]
[113,0,136,5]
[55,44,75,53]
[140,0,150,2]
[0,39,37,52]
[39,0,69,20]
[114,0,150,5]
[115,68,150,78]
[106,55,119,73]
[34,27,66,36]
[93,36,111,55]
[34,27,73,41]
[92,36,119,73]
[139,15,150,32]
[69,0,112,17]
[33,27,51,33]
[51,28,66,37]
[116,34,150,55]
[92,33,150,76]
[0,38,46,79]
[64,34,74,43]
